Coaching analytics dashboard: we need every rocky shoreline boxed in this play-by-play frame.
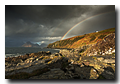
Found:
[5,48,115,79]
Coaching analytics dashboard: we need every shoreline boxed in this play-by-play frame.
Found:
[5,48,115,79]
[5,48,60,58]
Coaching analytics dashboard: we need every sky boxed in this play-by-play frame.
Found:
[5,5,115,47]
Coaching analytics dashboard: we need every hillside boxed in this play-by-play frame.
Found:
[47,28,115,49]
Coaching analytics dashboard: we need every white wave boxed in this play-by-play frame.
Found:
[53,49,60,50]
[5,53,25,58]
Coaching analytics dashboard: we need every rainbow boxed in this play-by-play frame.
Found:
[61,11,114,40]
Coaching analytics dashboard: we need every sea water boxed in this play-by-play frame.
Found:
[5,47,60,58]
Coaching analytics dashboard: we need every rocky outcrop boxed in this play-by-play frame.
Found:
[82,33,115,56]
[5,48,115,79]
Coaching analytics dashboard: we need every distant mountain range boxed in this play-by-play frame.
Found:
[21,41,48,48]
[47,28,115,49]
[22,41,40,47]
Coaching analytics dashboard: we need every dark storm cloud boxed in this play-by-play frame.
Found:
[5,5,115,47]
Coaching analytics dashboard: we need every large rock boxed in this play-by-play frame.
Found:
[103,59,115,64]
[75,66,93,79]
[101,67,115,79]
[29,68,67,79]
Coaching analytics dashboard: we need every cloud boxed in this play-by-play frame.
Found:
[34,36,62,41]
[39,25,44,28]
[41,41,45,43]
[5,5,115,47]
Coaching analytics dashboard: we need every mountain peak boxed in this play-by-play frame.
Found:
[25,41,33,44]
[22,41,40,47]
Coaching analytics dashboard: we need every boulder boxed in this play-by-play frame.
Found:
[46,51,51,55]
[89,68,99,79]
[25,57,35,63]
[62,57,69,62]
[16,59,23,63]
[55,53,59,56]
[75,66,93,79]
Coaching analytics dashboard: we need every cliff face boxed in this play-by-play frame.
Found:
[47,28,115,49]
[22,41,40,47]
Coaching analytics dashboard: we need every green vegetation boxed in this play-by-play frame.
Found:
[98,35,106,39]
[62,55,65,57]
[98,28,115,33]
[90,36,96,42]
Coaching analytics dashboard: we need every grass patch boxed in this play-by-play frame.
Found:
[90,36,96,42]
[98,35,106,39]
